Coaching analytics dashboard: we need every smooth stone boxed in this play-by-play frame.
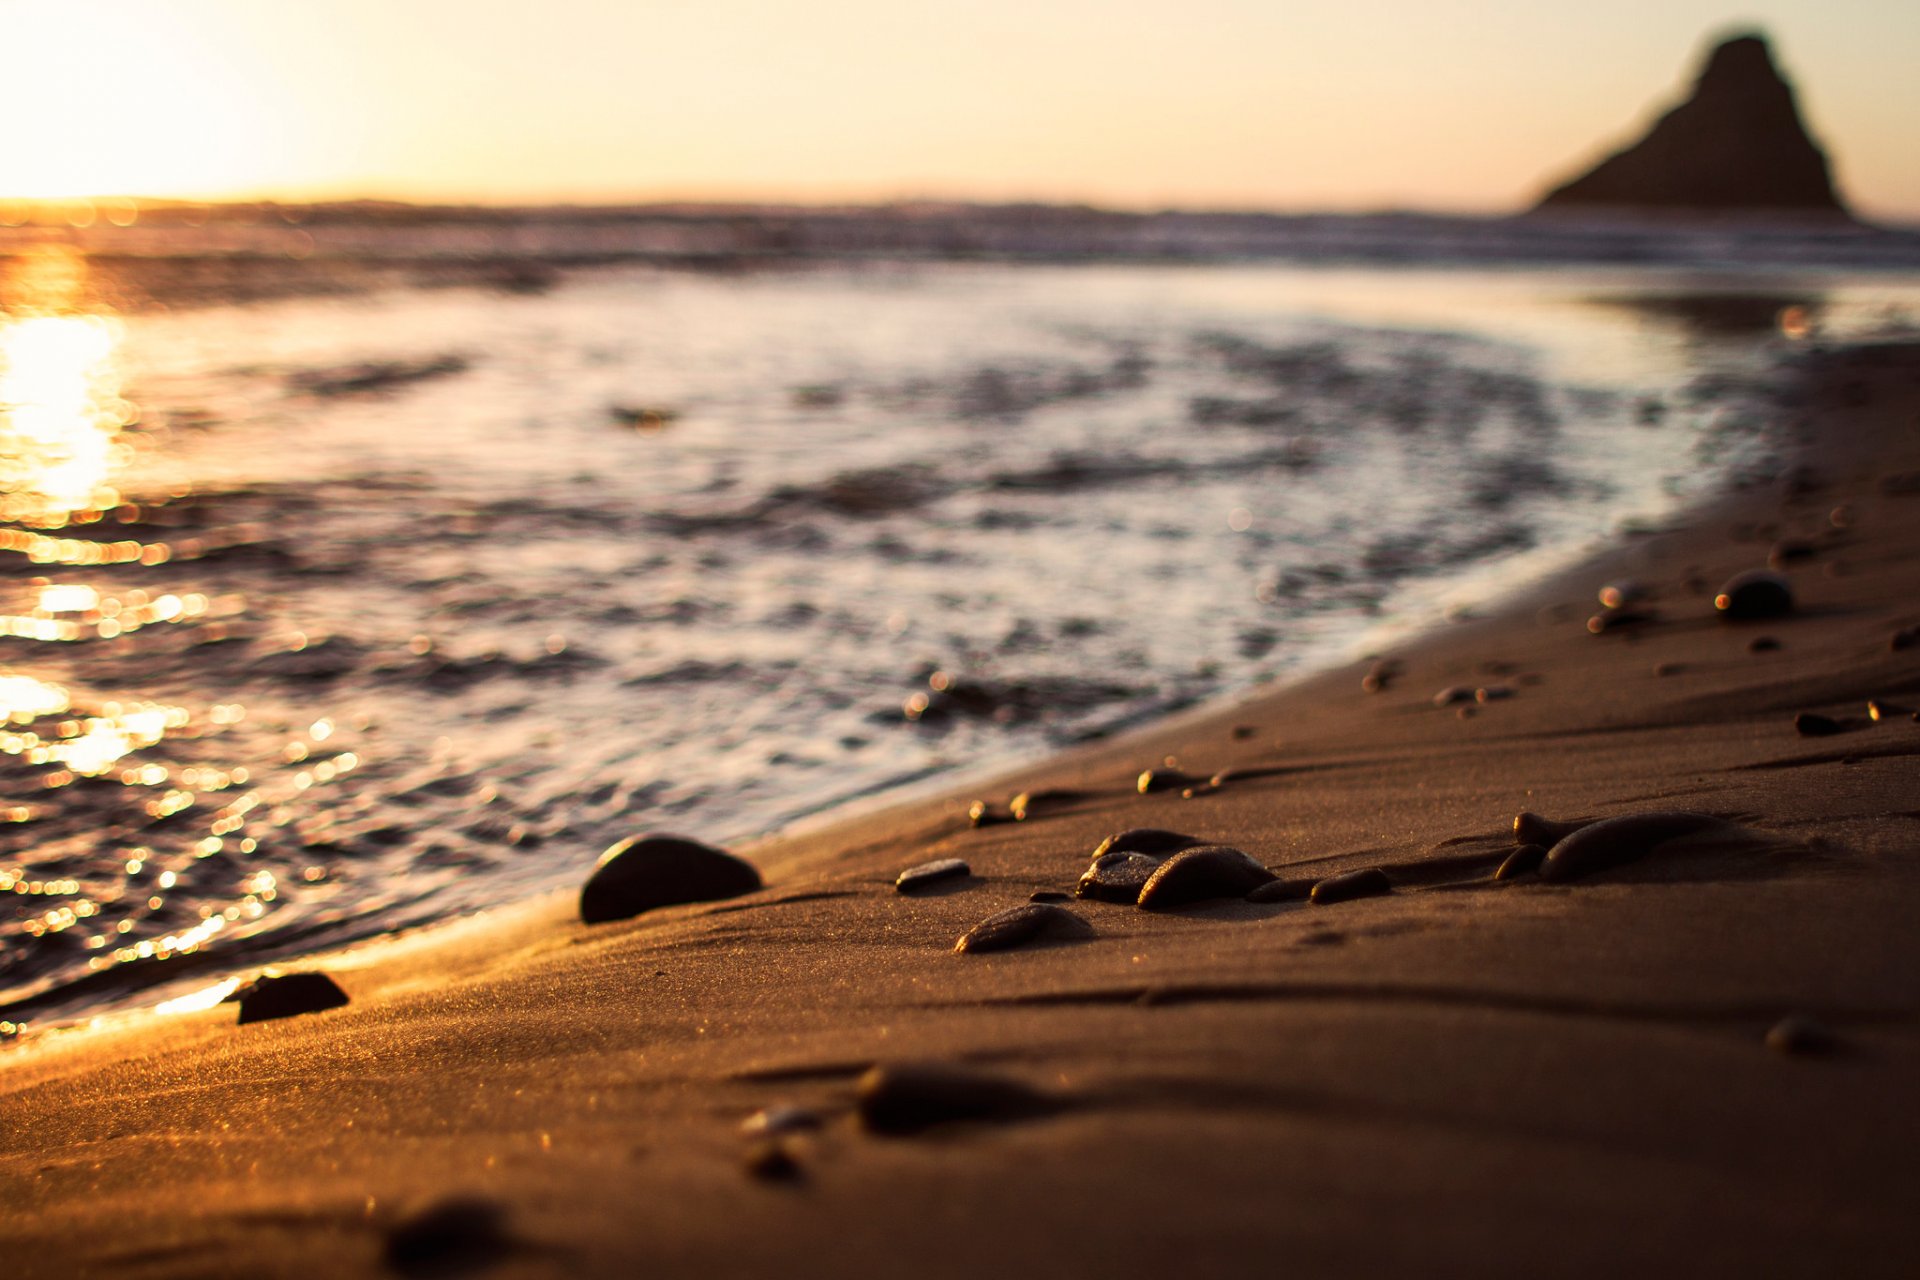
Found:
[1587,608,1656,634]
[1598,580,1650,609]
[1765,1015,1838,1056]
[1714,569,1794,619]
[1092,828,1202,858]
[1245,876,1317,904]
[579,834,760,924]
[954,903,1094,953]
[856,1063,1056,1135]
[1136,767,1199,794]
[1432,685,1476,707]
[1009,789,1081,820]
[742,1138,803,1182]
[1076,851,1165,903]
[1494,844,1548,881]
[740,1104,823,1137]
[895,858,970,892]
[967,800,1008,828]
[1513,812,1593,846]
[1794,712,1843,737]
[1538,811,1723,882]
[1893,627,1920,652]
[1309,867,1392,905]
[1868,698,1912,722]
[1137,846,1275,910]
[1475,685,1515,703]
[235,972,350,1025]
[1029,890,1071,903]
[385,1198,512,1279]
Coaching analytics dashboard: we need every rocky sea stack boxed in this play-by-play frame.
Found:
[1535,31,1850,220]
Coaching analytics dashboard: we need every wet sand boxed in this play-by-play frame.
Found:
[6,341,1920,1277]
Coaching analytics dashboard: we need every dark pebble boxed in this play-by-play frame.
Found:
[1513,812,1593,846]
[1494,844,1547,881]
[1748,635,1782,653]
[579,834,760,924]
[742,1138,803,1182]
[856,1063,1055,1134]
[1868,699,1913,722]
[1244,876,1317,904]
[1137,766,1199,794]
[1432,685,1476,707]
[1767,539,1817,570]
[1538,811,1722,882]
[1894,627,1920,653]
[384,1197,512,1279]
[1653,661,1685,677]
[235,972,350,1025]
[1093,828,1202,858]
[1714,569,1793,620]
[954,903,1093,953]
[1231,724,1257,740]
[1587,608,1656,635]
[895,858,970,892]
[1076,851,1166,903]
[1309,867,1392,905]
[1475,685,1514,703]
[1765,1015,1838,1057]
[1361,659,1398,694]
[1137,846,1275,910]
[1794,712,1843,737]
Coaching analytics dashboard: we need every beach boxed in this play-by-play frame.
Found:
[4,334,1918,1277]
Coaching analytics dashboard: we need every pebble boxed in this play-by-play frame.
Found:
[1475,685,1514,703]
[1653,661,1685,677]
[1231,724,1257,740]
[1494,844,1547,881]
[1309,867,1392,904]
[1748,635,1782,653]
[1009,789,1081,821]
[1713,569,1793,620]
[1767,539,1817,570]
[1538,811,1723,882]
[1794,712,1843,737]
[1137,846,1275,909]
[1029,890,1071,903]
[895,857,970,892]
[1512,812,1592,846]
[1093,828,1202,858]
[235,972,350,1025]
[856,1063,1054,1134]
[384,1197,513,1279]
[1244,876,1318,904]
[1892,626,1920,653]
[1587,608,1656,634]
[1077,851,1166,902]
[1765,1015,1838,1057]
[1867,698,1912,722]
[1361,659,1398,693]
[1597,580,1650,610]
[1137,767,1199,794]
[579,834,761,924]
[954,903,1094,953]
[968,800,1008,828]
[742,1138,804,1182]
[1432,685,1476,707]
[740,1104,823,1137]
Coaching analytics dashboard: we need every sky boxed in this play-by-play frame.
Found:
[0,0,1915,219]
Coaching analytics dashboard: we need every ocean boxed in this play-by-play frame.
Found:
[4,221,1919,1030]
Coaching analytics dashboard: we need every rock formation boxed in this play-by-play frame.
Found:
[1535,32,1849,219]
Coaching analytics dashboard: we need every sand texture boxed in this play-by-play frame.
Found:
[6,343,1920,1278]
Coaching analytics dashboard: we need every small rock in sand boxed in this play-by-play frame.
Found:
[1587,608,1656,634]
[1794,712,1843,737]
[895,858,970,892]
[1137,846,1275,909]
[742,1138,804,1182]
[1714,569,1793,620]
[385,1197,512,1279]
[1077,851,1166,902]
[1231,724,1257,740]
[1361,659,1398,693]
[1894,627,1920,653]
[1029,890,1071,903]
[1867,699,1912,722]
[1009,789,1081,821]
[1494,845,1548,881]
[1765,1015,1838,1057]
[1137,766,1199,794]
[579,834,761,924]
[1244,876,1317,904]
[235,972,350,1025]
[1093,828,1203,858]
[740,1105,824,1137]
[968,800,1008,828]
[954,903,1093,953]
[857,1063,1056,1134]
[1513,812,1593,846]
[1310,867,1392,904]
[1432,685,1477,707]
[1538,811,1724,882]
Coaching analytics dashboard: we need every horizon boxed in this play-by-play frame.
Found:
[2,1,1916,220]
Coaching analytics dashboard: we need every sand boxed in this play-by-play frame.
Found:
[6,341,1920,1278]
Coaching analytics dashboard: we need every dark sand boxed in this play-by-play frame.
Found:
[6,343,1920,1277]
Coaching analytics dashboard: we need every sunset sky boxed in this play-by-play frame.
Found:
[2,0,1915,219]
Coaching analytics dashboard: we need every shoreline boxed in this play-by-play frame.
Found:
[7,339,1920,1276]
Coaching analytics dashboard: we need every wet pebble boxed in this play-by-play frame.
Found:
[1538,811,1723,882]
[856,1063,1055,1134]
[1244,876,1317,904]
[1494,844,1547,881]
[579,834,761,924]
[1137,846,1275,909]
[742,1138,804,1182]
[235,972,350,1025]
[954,903,1094,953]
[1765,1015,1838,1057]
[895,858,970,893]
[1513,812,1592,847]
[1309,867,1391,905]
[1077,851,1165,903]
[1794,712,1843,737]
[1714,569,1793,620]
[384,1197,512,1279]
[1093,828,1202,858]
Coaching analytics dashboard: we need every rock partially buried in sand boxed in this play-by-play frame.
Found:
[954,903,1094,953]
[1765,1014,1838,1057]
[1076,850,1165,903]
[1092,828,1203,858]
[1494,844,1548,881]
[1794,712,1843,737]
[742,1138,804,1182]
[579,834,760,924]
[1513,812,1594,847]
[1137,846,1275,910]
[856,1063,1057,1134]
[1310,867,1391,905]
[1137,766,1199,794]
[1538,811,1725,883]
[895,857,970,892]
[1009,788,1082,821]
[1714,569,1794,620]
[1245,876,1318,904]
[235,972,350,1025]
[384,1197,513,1279]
